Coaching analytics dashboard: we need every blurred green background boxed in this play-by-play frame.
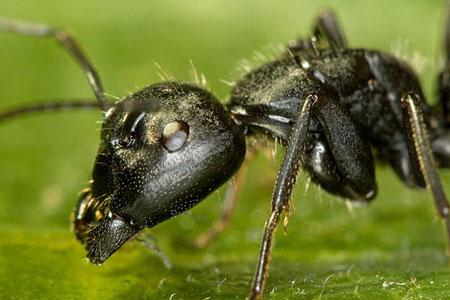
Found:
[1,0,450,299]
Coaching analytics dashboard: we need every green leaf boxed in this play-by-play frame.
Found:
[0,0,449,299]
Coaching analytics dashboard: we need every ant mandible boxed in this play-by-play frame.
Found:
[2,5,450,300]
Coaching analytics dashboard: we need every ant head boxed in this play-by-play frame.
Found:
[76,82,246,264]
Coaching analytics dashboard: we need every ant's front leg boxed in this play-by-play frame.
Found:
[193,155,251,248]
[249,85,376,299]
[249,94,315,300]
[136,231,172,269]
[312,88,376,200]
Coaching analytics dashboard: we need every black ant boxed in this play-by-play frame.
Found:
[2,5,450,300]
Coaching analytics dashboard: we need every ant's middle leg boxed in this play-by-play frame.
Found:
[432,2,450,166]
[402,93,450,255]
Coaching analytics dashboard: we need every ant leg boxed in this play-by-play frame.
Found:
[0,19,108,111]
[432,131,450,167]
[401,93,450,254]
[312,9,348,49]
[288,9,347,53]
[0,99,103,123]
[249,95,315,300]
[434,2,450,164]
[438,2,450,126]
[313,89,376,199]
[304,136,376,202]
[193,156,251,248]
[136,231,172,269]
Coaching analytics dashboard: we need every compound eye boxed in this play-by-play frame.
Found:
[161,120,189,152]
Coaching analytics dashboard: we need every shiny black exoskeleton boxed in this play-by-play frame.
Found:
[2,6,450,300]
[75,83,245,262]
[228,10,450,297]
[230,49,441,200]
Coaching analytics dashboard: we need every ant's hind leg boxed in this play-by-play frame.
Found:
[193,156,251,248]
[0,19,108,110]
[312,9,348,49]
[401,93,450,255]
[288,9,348,53]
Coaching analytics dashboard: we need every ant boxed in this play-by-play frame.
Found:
[2,5,450,300]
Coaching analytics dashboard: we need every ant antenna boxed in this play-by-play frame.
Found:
[0,99,102,123]
[0,19,109,111]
